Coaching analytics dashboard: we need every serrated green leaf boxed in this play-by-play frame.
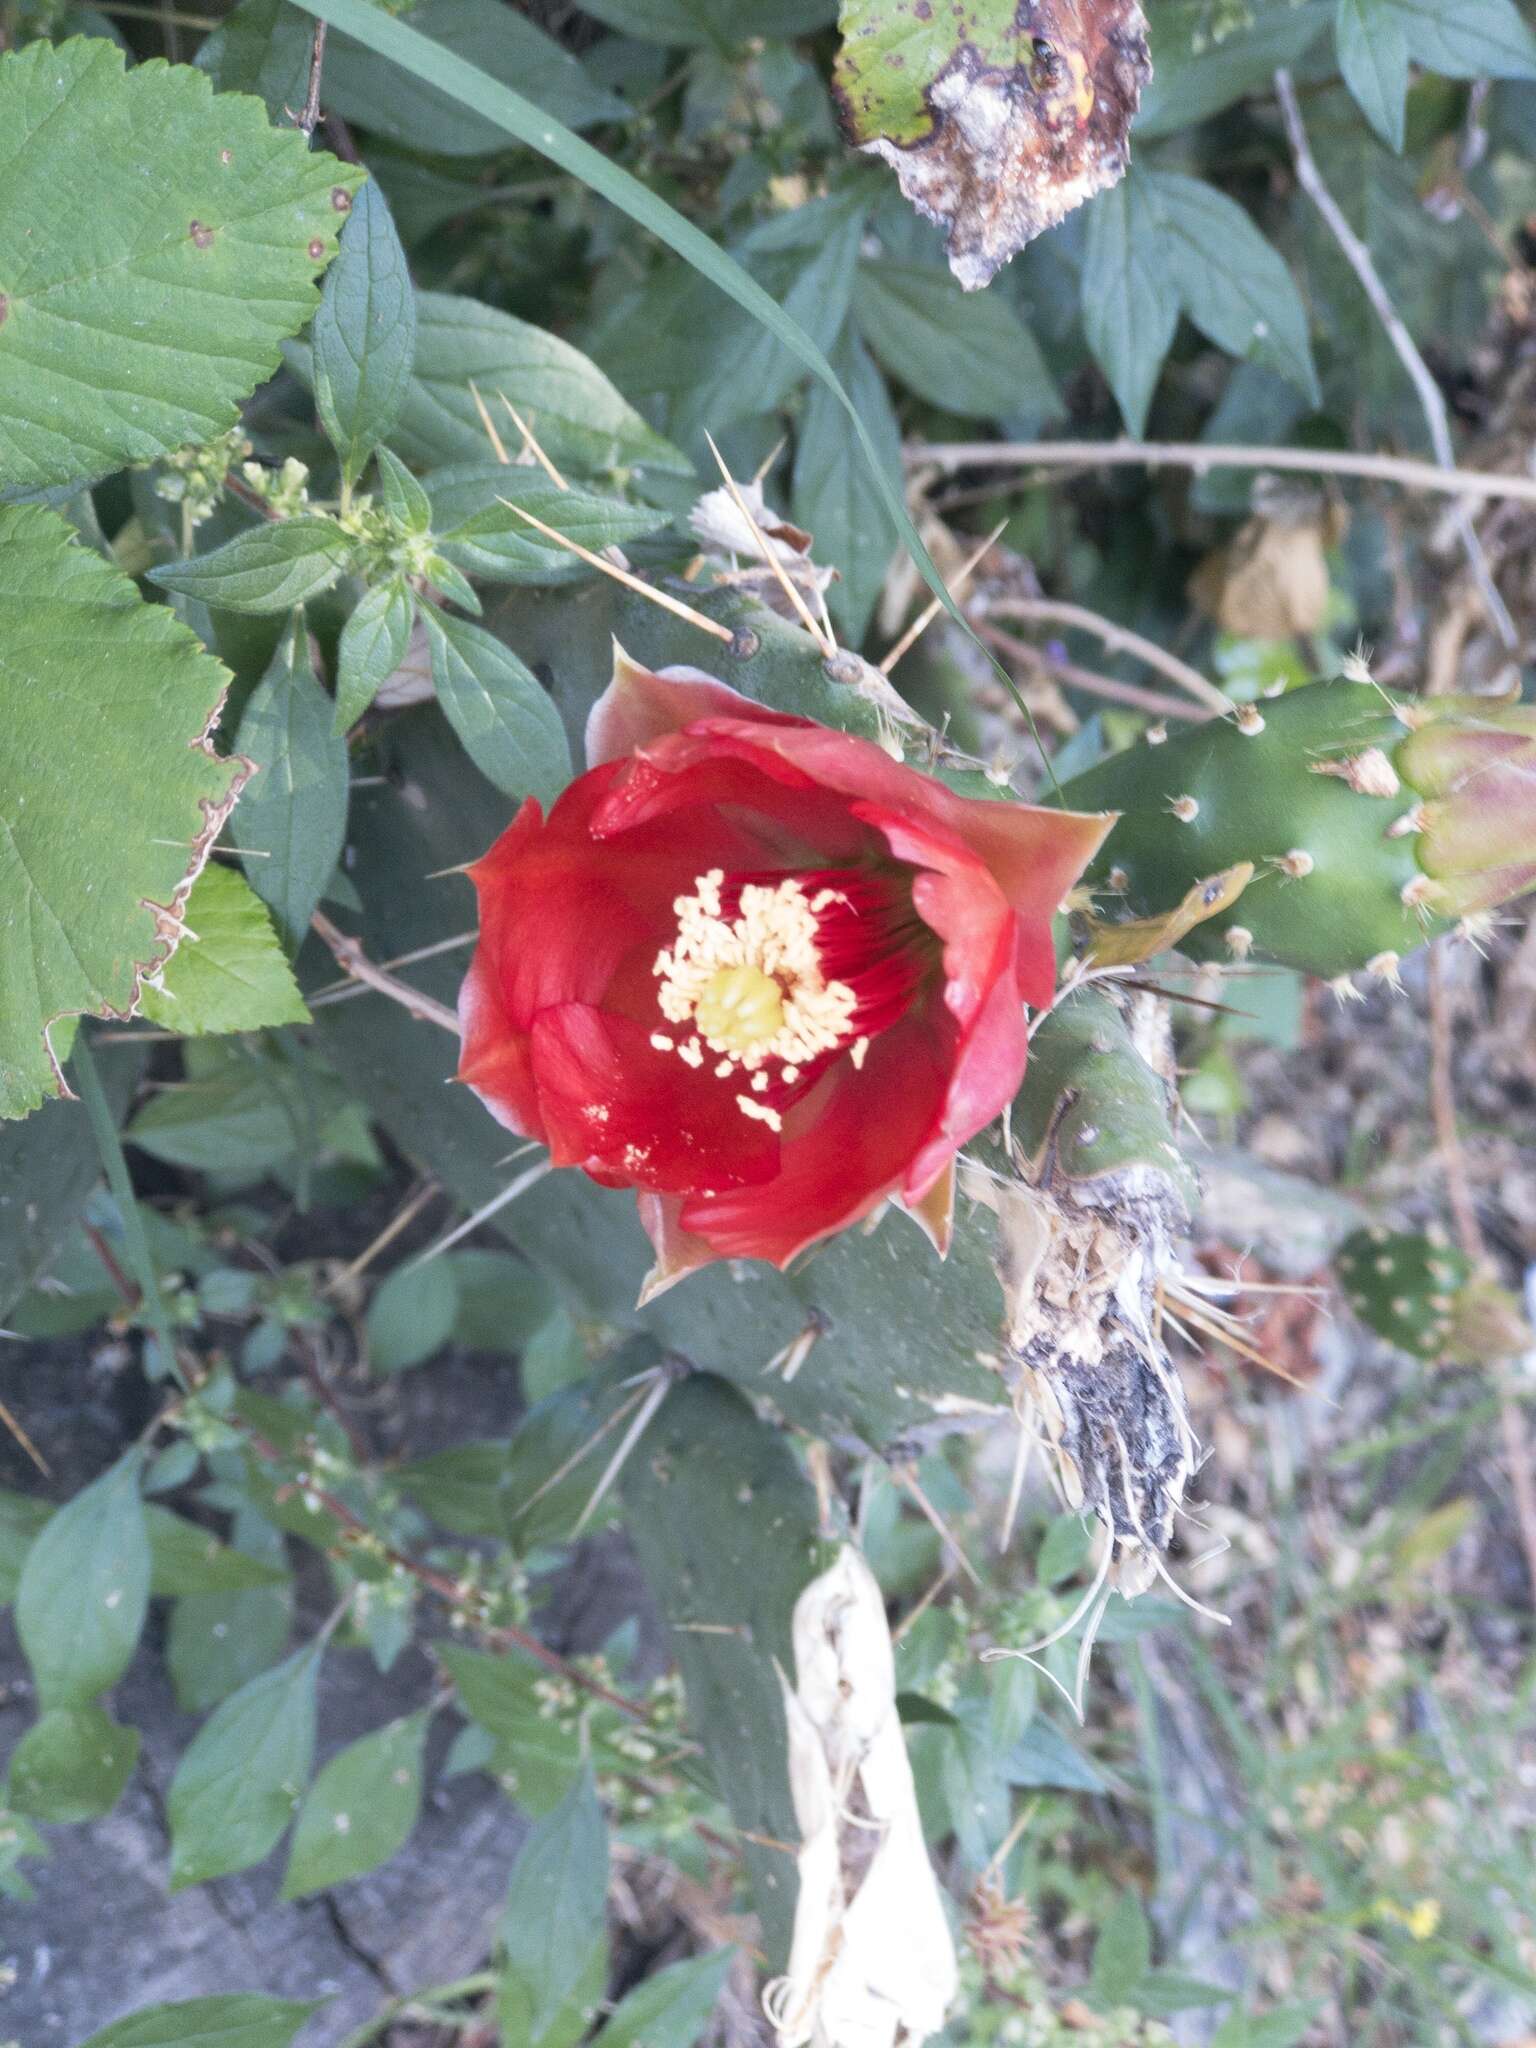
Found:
[16,1450,149,1709]
[375,444,433,533]
[854,260,1059,423]
[235,614,351,950]
[0,37,358,490]
[1137,3,1329,138]
[312,178,417,488]
[74,1995,321,2048]
[139,865,309,1037]
[439,1643,584,1813]
[499,1769,610,2043]
[590,1950,734,2048]
[1090,1891,1153,2006]
[422,604,571,802]
[397,1440,511,1536]
[0,505,244,1120]
[387,290,691,477]
[335,576,415,730]
[7,1702,141,1823]
[365,1255,459,1372]
[145,1503,291,1595]
[432,468,667,586]
[280,1710,427,1897]
[168,1641,320,1887]
[1150,171,1320,402]
[1335,0,1409,151]
[324,0,624,154]
[1081,168,1178,436]
[151,517,355,615]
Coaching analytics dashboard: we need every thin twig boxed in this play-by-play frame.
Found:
[1273,67,1516,650]
[310,911,461,1037]
[982,594,1232,714]
[298,20,327,139]
[977,622,1210,725]
[1426,942,1536,1603]
[324,1179,443,1296]
[879,521,1007,676]
[906,438,1536,507]
[306,930,476,1007]
[499,501,738,646]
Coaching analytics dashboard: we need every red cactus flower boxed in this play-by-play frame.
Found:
[458,653,1113,1295]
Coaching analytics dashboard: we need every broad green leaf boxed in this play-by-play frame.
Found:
[323,0,624,155]
[518,1305,588,1403]
[854,260,1059,423]
[0,1805,46,1903]
[334,577,415,730]
[150,518,355,615]
[1007,1716,1105,1793]
[167,1510,293,1712]
[397,1440,511,1537]
[0,38,359,490]
[235,615,351,950]
[139,865,309,1037]
[450,1247,560,1352]
[7,1702,140,1823]
[1211,2006,1323,2048]
[575,0,833,42]
[498,1769,610,2044]
[792,327,899,648]
[74,1996,321,2048]
[280,1710,427,1897]
[145,1503,291,1595]
[1335,0,1410,151]
[591,1951,735,2048]
[1379,0,1536,80]
[439,1644,584,1813]
[194,0,313,124]
[0,1489,51,1606]
[1137,2,1329,138]
[168,1642,320,1887]
[284,0,1013,684]
[375,444,434,534]
[422,604,572,802]
[386,290,690,477]
[365,1256,459,1372]
[1090,1891,1153,2007]
[312,178,417,488]
[126,1045,320,1173]
[1150,171,1320,402]
[432,468,668,586]
[16,1450,149,1709]
[0,506,245,1120]
[1036,1512,1094,1590]
[1081,167,1178,436]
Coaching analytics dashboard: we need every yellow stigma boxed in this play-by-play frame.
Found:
[693,964,785,1054]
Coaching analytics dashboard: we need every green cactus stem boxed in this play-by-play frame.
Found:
[1056,681,1536,980]
[1335,1225,1529,1365]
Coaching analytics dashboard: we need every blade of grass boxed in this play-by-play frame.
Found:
[283,0,1056,786]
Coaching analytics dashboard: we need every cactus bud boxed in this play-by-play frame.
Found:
[1394,698,1536,914]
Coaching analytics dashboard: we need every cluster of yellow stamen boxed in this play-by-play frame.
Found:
[651,871,862,1130]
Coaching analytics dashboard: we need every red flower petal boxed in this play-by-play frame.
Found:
[585,648,800,768]
[529,1003,780,1192]
[678,1014,950,1267]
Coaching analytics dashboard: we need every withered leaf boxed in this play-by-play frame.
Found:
[834,0,1152,291]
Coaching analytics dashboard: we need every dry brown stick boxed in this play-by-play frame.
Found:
[982,594,1232,715]
[310,911,461,1037]
[906,438,1536,507]
[976,622,1209,725]
[324,1178,443,1297]
[1273,68,1516,651]
[1426,941,1536,1603]
[298,19,327,139]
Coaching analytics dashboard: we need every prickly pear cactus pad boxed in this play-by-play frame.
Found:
[1330,1225,1535,1367]
[1058,681,1445,979]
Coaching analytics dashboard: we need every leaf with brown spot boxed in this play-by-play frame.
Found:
[833,0,1151,290]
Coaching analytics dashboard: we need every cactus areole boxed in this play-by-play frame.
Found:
[457,650,1113,1290]
[1058,682,1536,978]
